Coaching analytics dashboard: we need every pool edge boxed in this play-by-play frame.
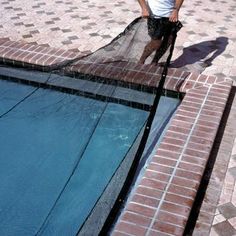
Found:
[0,38,233,236]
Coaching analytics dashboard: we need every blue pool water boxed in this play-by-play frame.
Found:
[0,79,150,235]
[0,76,180,235]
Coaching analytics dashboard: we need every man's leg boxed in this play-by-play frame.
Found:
[139,38,162,64]
[152,34,174,64]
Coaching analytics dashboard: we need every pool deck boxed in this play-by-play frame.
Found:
[1,0,236,235]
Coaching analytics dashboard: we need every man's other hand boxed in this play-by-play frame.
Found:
[169,9,178,22]
[142,8,149,18]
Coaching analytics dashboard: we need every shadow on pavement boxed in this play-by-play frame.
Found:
[171,36,228,73]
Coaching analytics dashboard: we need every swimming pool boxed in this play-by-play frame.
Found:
[0,68,179,235]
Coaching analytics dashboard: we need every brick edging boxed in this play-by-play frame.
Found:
[0,38,80,71]
[112,81,232,235]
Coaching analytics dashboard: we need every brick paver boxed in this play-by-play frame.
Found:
[1,0,236,235]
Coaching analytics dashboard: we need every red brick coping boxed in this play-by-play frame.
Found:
[0,38,80,70]
[0,39,233,235]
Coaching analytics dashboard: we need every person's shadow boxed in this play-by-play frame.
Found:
[171,36,228,71]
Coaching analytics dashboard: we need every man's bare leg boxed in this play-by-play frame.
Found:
[139,39,162,64]
[152,34,174,64]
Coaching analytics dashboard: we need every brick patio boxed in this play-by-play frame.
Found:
[1,0,236,235]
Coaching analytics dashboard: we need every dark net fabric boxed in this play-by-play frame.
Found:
[71,17,182,67]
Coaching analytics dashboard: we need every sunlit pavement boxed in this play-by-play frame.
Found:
[1,0,236,235]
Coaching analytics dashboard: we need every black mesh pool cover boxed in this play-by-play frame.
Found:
[67,17,182,67]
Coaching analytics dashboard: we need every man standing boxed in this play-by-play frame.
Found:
[138,0,184,64]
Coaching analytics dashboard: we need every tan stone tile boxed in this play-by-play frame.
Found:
[229,217,236,229]
[219,193,232,205]
[210,227,219,236]
[213,214,226,225]
[232,138,236,156]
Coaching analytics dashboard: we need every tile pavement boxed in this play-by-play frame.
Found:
[0,0,140,53]
[1,0,236,235]
[206,110,236,236]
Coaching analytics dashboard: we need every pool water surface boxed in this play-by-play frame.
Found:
[0,76,179,235]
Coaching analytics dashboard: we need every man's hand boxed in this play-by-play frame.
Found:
[142,7,149,18]
[169,9,179,22]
